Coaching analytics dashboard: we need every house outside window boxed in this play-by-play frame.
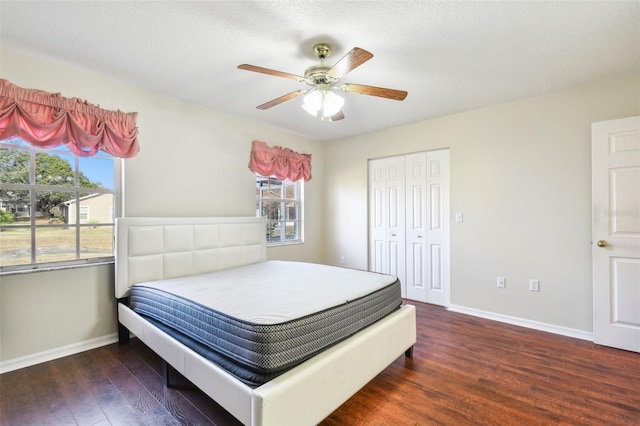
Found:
[255,175,303,245]
[0,137,122,272]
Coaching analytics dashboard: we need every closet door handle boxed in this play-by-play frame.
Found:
[391,233,397,237]
[417,235,423,238]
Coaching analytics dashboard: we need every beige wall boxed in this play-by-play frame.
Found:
[322,72,640,332]
[0,46,323,364]
[1,265,115,360]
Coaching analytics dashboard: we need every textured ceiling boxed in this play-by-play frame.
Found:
[1,1,639,141]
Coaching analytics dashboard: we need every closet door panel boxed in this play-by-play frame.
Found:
[369,160,387,275]
[406,152,428,302]
[425,150,450,306]
[386,156,406,293]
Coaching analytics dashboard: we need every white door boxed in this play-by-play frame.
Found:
[405,152,428,301]
[405,151,451,305]
[369,156,406,297]
[386,156,406,294]
[369,160,387,275]
[425,150,450,306]
[592,116,640,353]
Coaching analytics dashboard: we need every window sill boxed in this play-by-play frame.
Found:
[267,241,304,248]
[0,259,114,276]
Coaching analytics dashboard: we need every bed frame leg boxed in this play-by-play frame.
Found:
[117,297,130,344]
[118,323,130,344]
[163,360,176,388]
[405,345,414,358]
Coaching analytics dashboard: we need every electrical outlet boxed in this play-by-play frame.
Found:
[497,276,506,288]
[340,256,345,265]
[529,279,540,292]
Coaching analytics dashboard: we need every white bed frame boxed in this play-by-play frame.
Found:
[115,217,416,426]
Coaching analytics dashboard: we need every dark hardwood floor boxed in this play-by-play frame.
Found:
[1,302,639,425]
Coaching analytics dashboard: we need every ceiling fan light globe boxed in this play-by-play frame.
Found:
[302,90,322,116]
[301,102,319,116]
[322,91,344,117]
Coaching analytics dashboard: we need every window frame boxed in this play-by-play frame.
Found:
[255,174,304,246]
[0,138,123,274]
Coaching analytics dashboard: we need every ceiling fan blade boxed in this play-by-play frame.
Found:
[341,83,408,101]
[256,90,307,110]
[238,64,306,82]
[327,47,374,79]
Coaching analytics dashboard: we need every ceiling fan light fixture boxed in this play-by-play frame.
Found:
[302,90,344,119]
[239,44,407,119]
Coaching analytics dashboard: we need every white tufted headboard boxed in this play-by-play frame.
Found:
[114,217,266,298]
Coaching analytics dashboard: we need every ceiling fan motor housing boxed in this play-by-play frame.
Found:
[304,64,338,90]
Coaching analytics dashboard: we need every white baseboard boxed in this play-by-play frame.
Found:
[0,333,119,374]
[447,304,593,341]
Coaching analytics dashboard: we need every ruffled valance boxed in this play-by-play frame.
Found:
[0,79,139,158]
[248,140,312,182]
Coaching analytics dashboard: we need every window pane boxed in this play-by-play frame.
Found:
[80,225,113,258]
[79,155,114,189]
[35,152,76,186]
[269,185,282,199]
[267,221,282,241]
[285,221,298,240]
[35,226,76,263]
[0,189,30,219]
[265,177,282,198]
[284,181,296,199]
[263,201,282,221]
[36,190,73,223]
[285,201,297,220]
[0,224,31,267]
[0,147,30,184]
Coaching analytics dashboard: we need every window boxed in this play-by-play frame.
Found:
[256,175,303,245]
[0,138,122,272]
[79,206,90,223]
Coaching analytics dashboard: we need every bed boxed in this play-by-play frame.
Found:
[115,216,416,426]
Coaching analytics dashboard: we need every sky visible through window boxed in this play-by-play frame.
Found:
[3,138,114,189]
[79,156,114,189]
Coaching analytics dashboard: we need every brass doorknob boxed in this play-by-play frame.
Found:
[596,240,608,247]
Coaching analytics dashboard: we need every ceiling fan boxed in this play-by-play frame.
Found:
[237,43,408,121]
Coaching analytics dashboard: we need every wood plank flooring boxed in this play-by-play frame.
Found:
[1,302,638,425]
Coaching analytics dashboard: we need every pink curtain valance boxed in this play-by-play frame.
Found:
[248,140,312,182]
[0,78,139,158]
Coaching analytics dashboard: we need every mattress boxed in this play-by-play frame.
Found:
[129,260,401,386]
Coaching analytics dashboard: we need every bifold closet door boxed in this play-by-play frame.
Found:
[369,150,449,305]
